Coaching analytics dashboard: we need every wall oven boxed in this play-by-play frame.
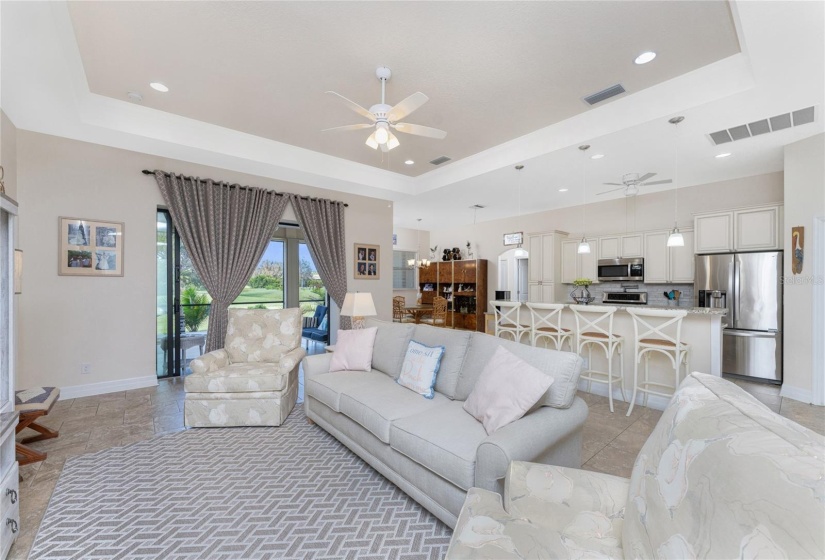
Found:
[597,258,644,282]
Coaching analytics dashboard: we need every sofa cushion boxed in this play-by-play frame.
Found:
[365,318,415,378]
[225,308,302,363]
[623,372,825,560]
[390,400,488,491]
[455,332,582,408]
[184,362,290,393]
[397,340,445,399]
[304,370,388,412]
[339,380,448,444]
[464,346,554,434]
[412,324,472,398]
[329,327,377,372]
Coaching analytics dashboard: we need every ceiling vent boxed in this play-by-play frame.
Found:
[429,155,452,166]
[469,204,486,209]
[583,84,626,106]
[708,106,816,145]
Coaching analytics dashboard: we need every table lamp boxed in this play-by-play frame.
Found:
[341,292,377,329]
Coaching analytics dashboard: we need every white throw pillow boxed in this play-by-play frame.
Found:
[397,340,445,399]
[329,327,378,372]
[463,345,554,434]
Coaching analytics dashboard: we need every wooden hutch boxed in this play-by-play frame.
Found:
[418,259,488,331]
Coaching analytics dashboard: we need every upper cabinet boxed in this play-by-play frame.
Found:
[694,205,782,253]
[561,238,598,285]
[643,229,695,284]
[598,234,643,259]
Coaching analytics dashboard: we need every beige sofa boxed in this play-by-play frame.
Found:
[446,372,825,558]
[302,318,587,528]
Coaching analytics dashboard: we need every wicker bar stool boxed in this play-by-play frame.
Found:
[490,300,529,343]
[569,305,626,413]
[526,302,573,351]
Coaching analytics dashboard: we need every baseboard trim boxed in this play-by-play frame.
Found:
[58,375,159,400]
[577,379,671,411]
[779,384,815,405]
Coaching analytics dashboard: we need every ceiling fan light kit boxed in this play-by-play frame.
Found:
[324,66,447,153]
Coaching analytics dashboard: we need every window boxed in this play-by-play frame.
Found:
[298,242,326,315]
[393,250,416,289]
[231,240,285,310]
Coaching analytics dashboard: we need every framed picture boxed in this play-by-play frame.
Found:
[503,232,523,246]
[59,217,124,277]
[354,243,380,279]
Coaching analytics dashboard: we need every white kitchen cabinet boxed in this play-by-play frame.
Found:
[526,232,565,302]
[645,228,695,283]
[644,231,670,283]
[735,206,781,251]
[694,205,782,253]
[561,238,598,284]
[694,212,733,253]
[598,235,642,259]
[669,229,695,282]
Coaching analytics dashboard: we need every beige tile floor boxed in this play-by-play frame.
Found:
[10,375,824,559]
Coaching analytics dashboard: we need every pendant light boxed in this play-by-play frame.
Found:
[577,145,591,254]
[667,116,685,247]
[407,219,431,268]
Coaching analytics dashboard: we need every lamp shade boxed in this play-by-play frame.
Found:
[341,292,377,318]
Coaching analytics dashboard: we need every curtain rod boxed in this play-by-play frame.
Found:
[142,169,348,207]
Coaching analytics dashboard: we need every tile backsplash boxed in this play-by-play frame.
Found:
[571,282,695,307]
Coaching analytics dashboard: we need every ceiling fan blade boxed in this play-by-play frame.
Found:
[603,182,623,186]
[392,122,447,139]
[637,172,657,183]
[325,91,376,122]
[321,123,374,133]
[387,92,429,121]
[641,179,672,186]
[597,187,626,195]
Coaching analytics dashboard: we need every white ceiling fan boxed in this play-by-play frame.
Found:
[323,66,447,152]
[597,172,672,196]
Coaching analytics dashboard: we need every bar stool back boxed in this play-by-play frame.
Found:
[490,300,529,343]
[526,302,572,351]
[626,308,690,417]
[569,304,626,413]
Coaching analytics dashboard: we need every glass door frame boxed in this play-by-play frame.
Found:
[158,209,183,378]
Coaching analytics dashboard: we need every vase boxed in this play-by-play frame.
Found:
[570,285,593,304]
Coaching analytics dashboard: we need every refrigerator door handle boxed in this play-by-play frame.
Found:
[734,259,741,328]
[725,329,776,338]
[728,260,736,327]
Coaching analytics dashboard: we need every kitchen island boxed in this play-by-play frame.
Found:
[488,302,727,410]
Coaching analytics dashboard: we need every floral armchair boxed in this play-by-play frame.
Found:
[183,307,306,427]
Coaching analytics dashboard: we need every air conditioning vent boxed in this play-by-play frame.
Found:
[429,156,452,166]
[583,84,626,106]
[469,204,486,209]
[708,106,816,145]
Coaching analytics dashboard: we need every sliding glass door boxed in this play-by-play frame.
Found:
[156,210,209,378]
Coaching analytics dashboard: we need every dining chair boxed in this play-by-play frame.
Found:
[420,296,448,328]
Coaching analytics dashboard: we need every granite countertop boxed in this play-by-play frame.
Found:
[607,304,727,315]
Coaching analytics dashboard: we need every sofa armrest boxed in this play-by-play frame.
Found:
[302,353,333,379]
[475,397,588,491]
[190,349,230,374]
[276,346,307,374]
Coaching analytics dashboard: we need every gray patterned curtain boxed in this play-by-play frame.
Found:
[289,195,350,329]
[153,171,290,351]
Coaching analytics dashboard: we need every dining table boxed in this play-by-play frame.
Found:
[404,304,433,324]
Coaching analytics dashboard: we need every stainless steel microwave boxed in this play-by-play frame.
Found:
[597,258,644,282]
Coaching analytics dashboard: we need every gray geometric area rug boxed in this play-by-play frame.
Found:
[31,408,452,559]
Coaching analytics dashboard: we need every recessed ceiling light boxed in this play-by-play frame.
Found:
[590,154,604,160]
[715,152,732,158]
[558,188,569,192]
[404,160,414,165]
[149,82,169,93]
[634,51,657,65]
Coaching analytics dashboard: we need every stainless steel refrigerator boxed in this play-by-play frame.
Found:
[694,251,783,384]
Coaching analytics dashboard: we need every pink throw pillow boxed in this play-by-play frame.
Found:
[329,327,378,372]
[463,346,554,434]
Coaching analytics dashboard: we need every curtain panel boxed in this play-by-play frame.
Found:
[289,195,350,330]
[153,172,289,351]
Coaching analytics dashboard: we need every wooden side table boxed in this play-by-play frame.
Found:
[15,387,60,466]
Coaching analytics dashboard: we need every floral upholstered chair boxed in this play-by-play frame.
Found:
[184,307,306,427]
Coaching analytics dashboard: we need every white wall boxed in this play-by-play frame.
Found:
[782,133,825,403]
[429,172,784,310]
[1,111,16,200]
[16,131,393,394]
